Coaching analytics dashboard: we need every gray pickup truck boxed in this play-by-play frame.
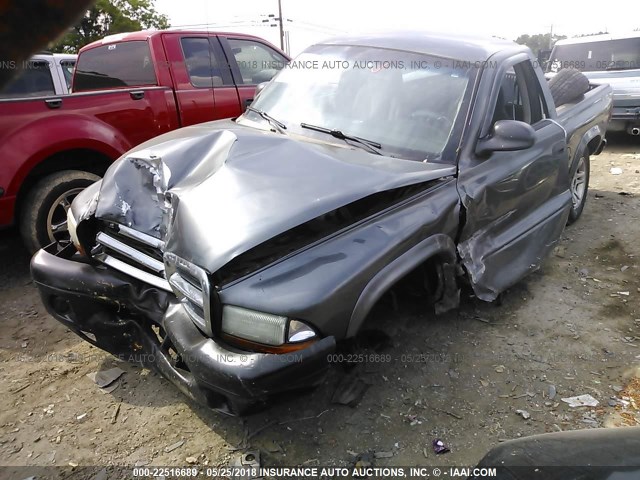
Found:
[32,32,612,413]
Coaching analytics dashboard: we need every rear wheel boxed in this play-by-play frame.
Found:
[19,170,100,254]
[567,150,590,225]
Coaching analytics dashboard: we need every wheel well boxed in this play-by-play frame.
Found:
[587,136,602,155]
[357,253,454,328]
[15,149,112,218]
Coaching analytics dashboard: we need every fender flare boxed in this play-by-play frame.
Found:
[572,124,604,172]
[346,234,458,338]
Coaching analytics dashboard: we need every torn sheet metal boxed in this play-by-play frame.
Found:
[457,194,570,301]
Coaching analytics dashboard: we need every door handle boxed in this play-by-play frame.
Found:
[552,143,566,155]
[244,98,253,108]
[130,90,145,100]
[45,98,62,109]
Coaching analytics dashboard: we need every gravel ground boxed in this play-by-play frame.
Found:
[1,134,639,475]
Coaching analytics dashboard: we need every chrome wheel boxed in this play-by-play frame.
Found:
[45,188,84,246]
[571,156,587,209]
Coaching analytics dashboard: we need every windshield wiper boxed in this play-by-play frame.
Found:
[300,123,382,155]
[246,106,287,133]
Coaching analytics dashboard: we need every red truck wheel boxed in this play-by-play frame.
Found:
[20,170,100,254]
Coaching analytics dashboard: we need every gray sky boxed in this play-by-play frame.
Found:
[155,0,640,55]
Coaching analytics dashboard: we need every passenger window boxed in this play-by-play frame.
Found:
[227,39,287,85]
[0,61,55,97]
[491,60,546,126]
[181,37,231,88]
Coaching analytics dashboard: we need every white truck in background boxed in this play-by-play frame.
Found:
[548,32,640,136]
[0,53,76,97]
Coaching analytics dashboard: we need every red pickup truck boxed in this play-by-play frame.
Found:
[0,30,288,252]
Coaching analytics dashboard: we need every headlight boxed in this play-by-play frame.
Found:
[67,208,81,252]
[221,305,317,352]
[164,253,212,337]
[67,180,102,255]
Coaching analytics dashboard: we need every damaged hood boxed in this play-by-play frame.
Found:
[96,120,456,273]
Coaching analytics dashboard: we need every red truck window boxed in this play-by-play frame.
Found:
[74,41,157,91]
[181,37,232,87]
[227,38,287,85]
[0,61,55,98]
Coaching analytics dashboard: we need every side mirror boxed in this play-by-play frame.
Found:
[255,81,268,97]
[476,120,536,156]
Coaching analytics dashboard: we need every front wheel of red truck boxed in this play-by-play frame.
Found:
[20,170,100,254]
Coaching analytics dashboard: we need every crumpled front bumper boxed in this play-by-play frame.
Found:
[31,245,335,413]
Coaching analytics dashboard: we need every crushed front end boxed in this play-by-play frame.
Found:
[30,123,458,413]
[31,240,335,414]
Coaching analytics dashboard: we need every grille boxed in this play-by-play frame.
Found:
[92,223,170,291]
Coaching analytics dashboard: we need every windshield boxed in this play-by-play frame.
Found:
[549,37,640,72]
[244,44,473,161]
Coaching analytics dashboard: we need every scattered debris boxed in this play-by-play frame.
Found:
[432,439,450,454]
[354,452,374,468]
[332,374,369,407]
[494,365,506,373]
[76,413,87,422]
[561,394,599,408]
[185,456,197,464]
[87,367,125,389]
[554,246,566,258]
[231,450,260,479]
[265,440,283,453]
[610,167,623,175]
[431,407,463,420]
[9,383,30,394]
[164,439,185,453]
[516,409,531,420]
[110,403,120,424]
[548,385,557,400]
[374,451,393,459]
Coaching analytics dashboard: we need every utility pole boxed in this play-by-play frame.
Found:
[277,0,285,52]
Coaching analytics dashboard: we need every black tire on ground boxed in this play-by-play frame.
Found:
[19,170,100,254]
[567,148,590,225]
[548,68,590,107]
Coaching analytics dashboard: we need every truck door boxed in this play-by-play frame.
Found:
[456,57,572,301]
[218,36,288,113]
[163,34,237,126]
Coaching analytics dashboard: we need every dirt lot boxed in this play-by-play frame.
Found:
[1,135,640,475]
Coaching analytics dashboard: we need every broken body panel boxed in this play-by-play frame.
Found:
[32,32,612,412]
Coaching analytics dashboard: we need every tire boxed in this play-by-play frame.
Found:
[567,149,590,225]
[548,68,590,107]
[19,170,100,254]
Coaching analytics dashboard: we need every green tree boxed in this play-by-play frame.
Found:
[515,33,567,54]
[51,0,169,53]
